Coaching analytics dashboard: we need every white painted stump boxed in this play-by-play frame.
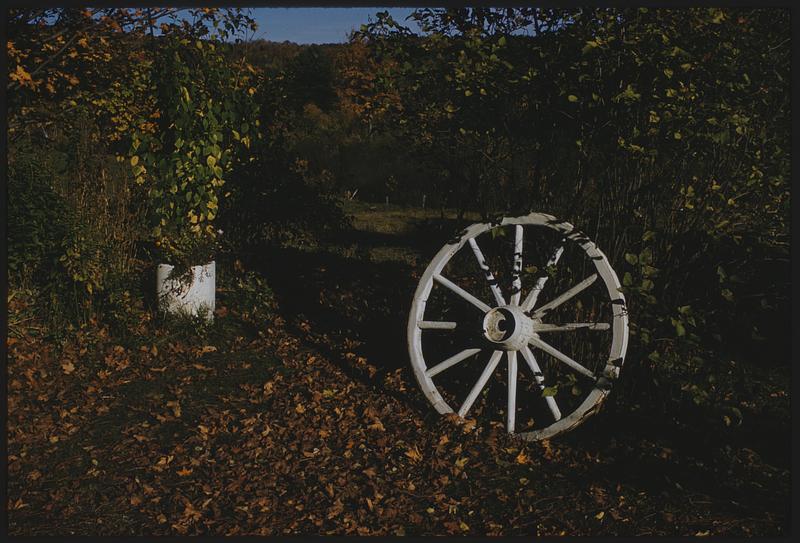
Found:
[407,213,629,441]
[156,261,216,321]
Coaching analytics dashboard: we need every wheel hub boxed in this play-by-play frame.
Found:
[482,305,535,351]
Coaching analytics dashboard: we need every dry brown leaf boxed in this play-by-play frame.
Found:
[405,445,423,463]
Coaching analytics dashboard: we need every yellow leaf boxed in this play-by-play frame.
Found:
[177,467,193,476]
[130,155,139,166]
[11,64,34,87]
[295,403,306,414]
[515,451,528,464]
[595,511,605,520]
[61,361,75,374]
[568,94,579,102]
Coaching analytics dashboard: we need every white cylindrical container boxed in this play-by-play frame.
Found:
[156,261,215,321]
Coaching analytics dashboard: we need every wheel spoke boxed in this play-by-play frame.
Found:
[426,348,481,378]
[533,322,610,332]
[521,242,564,312]
[510,225,523,305]
[418,320,458,330]
[529,336,596,380]
[530,273,597,318]
[468,238,506,307]
[507,351,518,432]
[434,274,492,313]
[520,346,562,421]
[458,350,503,418]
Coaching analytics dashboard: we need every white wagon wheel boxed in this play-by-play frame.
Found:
[407,213,629,441]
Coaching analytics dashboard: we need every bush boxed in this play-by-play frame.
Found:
[7,139,71,283]
[8,112,145,327]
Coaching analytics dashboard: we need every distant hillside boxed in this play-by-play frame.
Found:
[236,39,346,73]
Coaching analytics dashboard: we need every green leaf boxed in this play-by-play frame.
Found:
[207,155,217,168]
[541,386,558,397]
[622,272,633,286]
[582,40,599,54]
[641,265,658,277]
[721,288,734,302]
[624,253,638,265]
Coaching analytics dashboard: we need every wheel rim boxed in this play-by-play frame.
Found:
[407,213,629,441]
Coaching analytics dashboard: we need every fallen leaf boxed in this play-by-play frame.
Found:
[405,446,423,463]
[61,361,75,374]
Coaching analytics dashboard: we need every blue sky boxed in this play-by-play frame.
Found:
[249,7,420,44]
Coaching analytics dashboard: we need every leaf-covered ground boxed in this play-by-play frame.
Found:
[8,214,790,536]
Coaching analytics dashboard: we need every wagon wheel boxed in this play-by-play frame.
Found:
[407,213,629,441]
